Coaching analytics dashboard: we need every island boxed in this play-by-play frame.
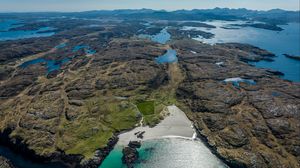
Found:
[284,54,300,60]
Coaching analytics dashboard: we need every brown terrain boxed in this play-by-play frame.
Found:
[0,19,299,168]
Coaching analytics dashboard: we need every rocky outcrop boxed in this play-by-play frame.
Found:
[80,136,118,168]
[173,39,300,168]
[122,141,141,168]
[122,147,138,168]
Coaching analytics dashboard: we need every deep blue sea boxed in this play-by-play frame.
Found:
[184,21,300,82]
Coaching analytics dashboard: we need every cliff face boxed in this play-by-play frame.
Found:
[0,19,299,167]
[172,40,300,167]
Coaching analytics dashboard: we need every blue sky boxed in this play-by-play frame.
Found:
[0,0,299,12]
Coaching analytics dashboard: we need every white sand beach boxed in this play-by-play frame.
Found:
[117,105,196,146]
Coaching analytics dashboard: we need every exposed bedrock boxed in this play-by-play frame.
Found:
[173,39,300,168]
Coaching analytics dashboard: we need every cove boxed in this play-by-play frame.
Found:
[100,105,227,168]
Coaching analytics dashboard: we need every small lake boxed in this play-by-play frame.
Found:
[100,138,227,168]
[155,49,177,64]
[184,21,300,82]
[20,57,69,73]
[0,20,56,41]
[139,27,171,44]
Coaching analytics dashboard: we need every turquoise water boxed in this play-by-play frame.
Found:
[155,49,178,64]
[189,21,300,82]
[0,19,55,41]
[100,146,125,168]
[139,27,171,44]
[100,138,227,168]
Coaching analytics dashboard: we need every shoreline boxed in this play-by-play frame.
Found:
[102,105,229,168]
[116,105,195,146]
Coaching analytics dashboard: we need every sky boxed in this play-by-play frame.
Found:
[0,0,299,12]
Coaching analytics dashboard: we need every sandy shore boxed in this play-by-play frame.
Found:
[117,105,196,146]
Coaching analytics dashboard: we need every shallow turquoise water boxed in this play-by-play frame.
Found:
[100,138,227,168]
[100,146,125,168]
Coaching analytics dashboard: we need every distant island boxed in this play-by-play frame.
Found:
[284,54,300,60]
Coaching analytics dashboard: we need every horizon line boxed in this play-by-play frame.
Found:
[0,7,299,14]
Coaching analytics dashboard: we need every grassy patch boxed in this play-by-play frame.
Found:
[137,101,155,115]
[66,130,113,158]
[57,96,140,159]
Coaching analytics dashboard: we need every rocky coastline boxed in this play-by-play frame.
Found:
[0,128,118,168]
[0,16,299,168]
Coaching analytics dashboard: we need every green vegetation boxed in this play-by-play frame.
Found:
[137,101,155,115]
[57,96,140,159]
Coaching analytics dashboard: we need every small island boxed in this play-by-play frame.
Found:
[231,23,284,31]
[283,54,300,60]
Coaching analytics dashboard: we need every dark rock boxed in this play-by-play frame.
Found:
[128,141,141,149]
[122,147,138,168]
[81,136,118,168]
[219,126,249,147]
[46,70,60,78]
[68,100,84,106]
[137,131,145,139]
[283,54,300,60]
[266,69,284,76]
